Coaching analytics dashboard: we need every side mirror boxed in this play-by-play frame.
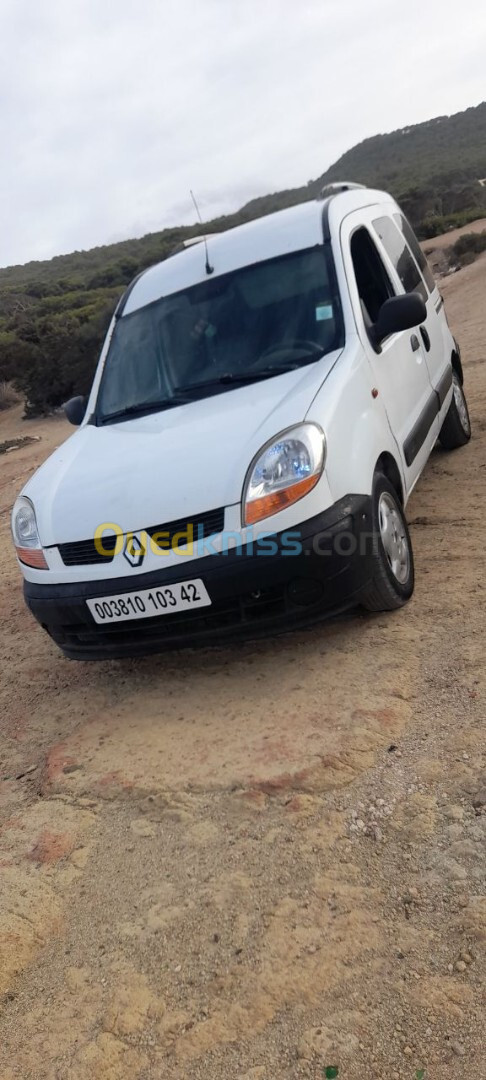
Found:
[373,292,427,347]
[64,395,87,426]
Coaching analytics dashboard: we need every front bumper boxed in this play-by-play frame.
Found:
[24,495,373,659]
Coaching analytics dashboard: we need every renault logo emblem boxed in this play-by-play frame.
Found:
[123,533,145,567]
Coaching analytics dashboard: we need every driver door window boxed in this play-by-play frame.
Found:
[350,227,395,341]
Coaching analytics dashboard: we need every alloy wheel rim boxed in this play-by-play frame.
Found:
[453,377,470,435]
[378,492,410,585]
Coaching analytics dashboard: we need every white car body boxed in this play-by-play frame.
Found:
[13,184,466,658]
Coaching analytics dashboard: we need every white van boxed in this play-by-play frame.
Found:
[11,183,471,659]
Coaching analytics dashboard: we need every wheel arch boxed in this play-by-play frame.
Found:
[375,452,404,505]
[451,340,464,384]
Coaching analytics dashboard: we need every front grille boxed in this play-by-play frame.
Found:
[57,507,225,566]
[146,507,224,552]
[58,534,118,566]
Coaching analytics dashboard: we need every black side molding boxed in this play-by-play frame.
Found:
[404,392,439,467]
[435,365,453,409]
[403,364,454,467]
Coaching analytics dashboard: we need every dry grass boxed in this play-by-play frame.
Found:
[0,381,21,411]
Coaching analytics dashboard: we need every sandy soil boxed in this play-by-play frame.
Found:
[0,255,484,1080]
[422,220,486,278]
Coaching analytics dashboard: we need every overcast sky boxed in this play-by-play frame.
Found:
[1,0,485,268]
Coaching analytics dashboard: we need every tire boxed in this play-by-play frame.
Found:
[439,372,471,450]
[360,473,414,612]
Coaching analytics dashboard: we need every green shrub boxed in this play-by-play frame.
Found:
[417,207,486,239]
[452,231,486,258]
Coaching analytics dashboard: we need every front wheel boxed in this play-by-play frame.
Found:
[360,474,414,612]
[439,372,471,450]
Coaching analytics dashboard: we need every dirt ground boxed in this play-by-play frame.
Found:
[422,217,486,253]
[0,252,484,1080]
[422,218,486,278]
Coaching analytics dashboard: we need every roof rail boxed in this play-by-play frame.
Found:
[169,234,217,257]
[317,181,367,200]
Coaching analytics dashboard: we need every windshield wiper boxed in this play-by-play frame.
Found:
[99,393,190,424]
[99,359,323,422]
[181,364,311,396]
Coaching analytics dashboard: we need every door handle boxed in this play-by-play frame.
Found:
[420,325,431,352]
[410,334,420,352]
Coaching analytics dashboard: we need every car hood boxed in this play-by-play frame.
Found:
[24,355,341,546]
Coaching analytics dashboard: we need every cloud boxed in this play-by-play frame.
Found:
[0,0,485,266]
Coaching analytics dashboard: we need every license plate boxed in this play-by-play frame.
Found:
[86,579,211,624]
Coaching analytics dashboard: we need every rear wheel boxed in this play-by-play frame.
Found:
[360,474,414,612]
[439,372,471,449]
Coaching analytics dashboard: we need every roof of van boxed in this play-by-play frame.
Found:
[121,186,395,317]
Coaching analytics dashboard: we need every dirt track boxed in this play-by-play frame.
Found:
[0,254,485,1079]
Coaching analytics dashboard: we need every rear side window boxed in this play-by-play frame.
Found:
[350,227,395,329]
[372,215,427,300]
[394,212,436,292]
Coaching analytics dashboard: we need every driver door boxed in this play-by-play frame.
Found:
[340,209,439,491]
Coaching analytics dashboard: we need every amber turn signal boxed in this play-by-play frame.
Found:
[245,473,319,525]
[16,547,48,569]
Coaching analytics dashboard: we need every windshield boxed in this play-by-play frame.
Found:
[96,247,343,423]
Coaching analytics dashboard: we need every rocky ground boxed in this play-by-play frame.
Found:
[0,250,484,1080]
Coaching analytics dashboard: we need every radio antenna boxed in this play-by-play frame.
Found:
[190,190,214,275]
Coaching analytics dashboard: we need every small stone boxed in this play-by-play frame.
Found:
[454,960,467,972]
[472,788,486,809]
[460,952,473,965]
[425,1027,432,1037]
[451,1041,465,1056]
[445,859,468,881]
[447,963,454,973]
[450,839,477,859]
[174,964,182,973]
[403,1045,413,1056]
[371,826,383,842]
[356,818,366,830]
[129,819,155,838]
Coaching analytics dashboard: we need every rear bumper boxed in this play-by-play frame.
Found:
[24,494,374,659]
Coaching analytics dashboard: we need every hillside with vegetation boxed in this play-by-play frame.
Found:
[1,101,486,416]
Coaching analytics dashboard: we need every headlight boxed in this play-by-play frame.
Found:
[11,497,48,569]
[243,423,325,526]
